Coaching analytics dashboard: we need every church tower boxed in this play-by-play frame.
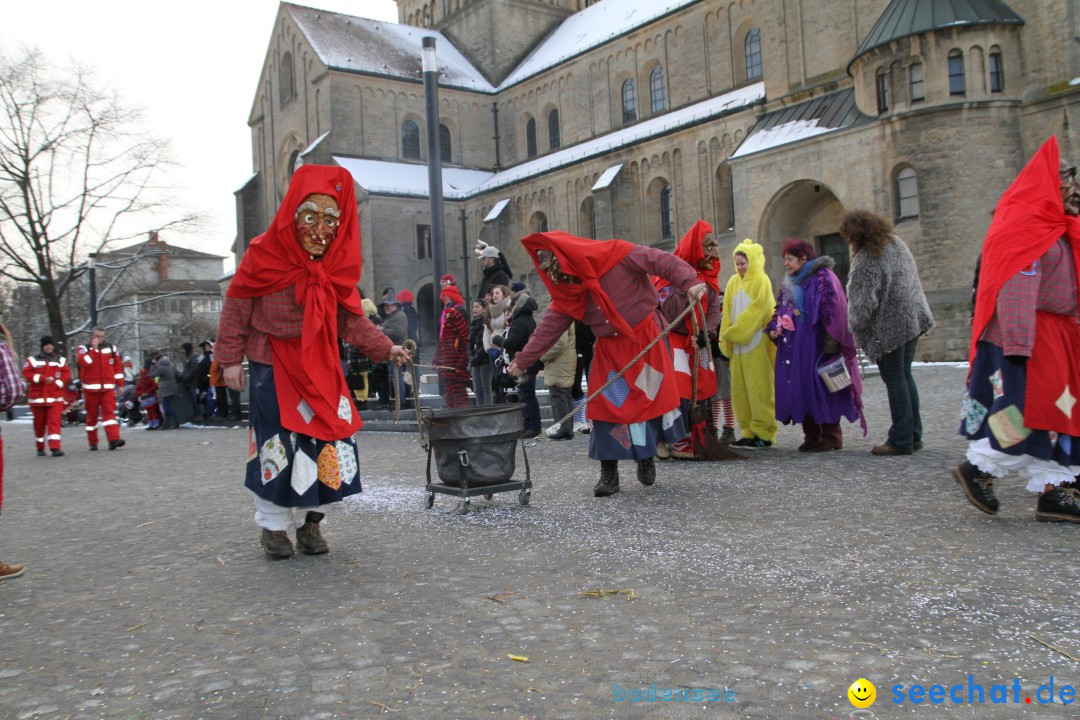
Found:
[396,0,583,85]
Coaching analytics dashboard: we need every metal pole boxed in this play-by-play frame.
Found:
[422,36,446,337]
[88,252,98,327]
[459,207,470,310]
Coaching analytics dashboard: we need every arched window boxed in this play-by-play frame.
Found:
[621,79,637,123]
[439,124,452,163]
[897,168,920,219]
[659,184,674,239]
[402,120,421,160]
[948,50,966,96]
[548,109,561,150]
[526,117,537,158]
[530,211,548,233]
[649,65,667,114]
[288,149,301,179]
[989,49,1004,93]
[909,61,925,102]
[745,28,763,81]
[875,68,890,113]
[279,51,295,105]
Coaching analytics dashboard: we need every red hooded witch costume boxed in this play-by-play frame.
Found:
[515,231,697,427]
[971,136,1080,436]
[218,165,391,440]
[655,220,721,401]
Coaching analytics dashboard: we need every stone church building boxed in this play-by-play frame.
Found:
[235,0,1079,358]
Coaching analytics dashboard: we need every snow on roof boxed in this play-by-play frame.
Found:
[592,164,623,191]
[332,157,495,199]
[483,199,511,222]
[471,82,763,195]
[301,131,331,157]
[499,0,701,89]
[335,82,762,199]
[285,3,495,92]
[730,88,873,159]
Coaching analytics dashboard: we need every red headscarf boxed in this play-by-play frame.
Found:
[521,231,636,337]
[971,136,1080,362]
[227,165,364,439]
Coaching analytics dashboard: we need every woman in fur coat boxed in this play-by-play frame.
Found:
[843,210,934,456]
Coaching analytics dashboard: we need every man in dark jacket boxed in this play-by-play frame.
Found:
[475,241,511,301]
[379,293,409,406]
[492,290,541,438]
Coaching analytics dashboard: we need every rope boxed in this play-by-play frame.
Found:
[543,295,702,433]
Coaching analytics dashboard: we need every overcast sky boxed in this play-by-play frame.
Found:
[0,1,399,267]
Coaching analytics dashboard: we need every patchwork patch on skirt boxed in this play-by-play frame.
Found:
[259,435,289,484]
[291,449,318,496]
[317,444,342,490]
[335,440,358,484]
[601,371,630,408]
[988,404,1031,449]
[961,394,988,436]
[608,423,632,450]
[989,369,1004,400]
[634,362,664,401]
[337,395,352,422]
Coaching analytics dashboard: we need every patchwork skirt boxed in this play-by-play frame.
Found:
[245,362,362,507]
[959,341,1080,470]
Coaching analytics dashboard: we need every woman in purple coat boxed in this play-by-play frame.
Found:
[767,238,866,451]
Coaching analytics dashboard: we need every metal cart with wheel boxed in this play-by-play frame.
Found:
[420,405,533,514]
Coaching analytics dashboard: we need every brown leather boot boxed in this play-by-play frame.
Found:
[260,529,294,559]
[296,512,329,555]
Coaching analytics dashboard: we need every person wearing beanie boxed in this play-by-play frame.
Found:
[475,241,511,301]
[22,335,71,457]
[511,281,527,293]
[76,326,126,451]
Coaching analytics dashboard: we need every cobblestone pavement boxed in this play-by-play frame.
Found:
[1,366,1078,720]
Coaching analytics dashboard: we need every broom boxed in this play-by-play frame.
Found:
[688,302,743,461]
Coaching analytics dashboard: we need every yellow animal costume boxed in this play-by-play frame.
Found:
[720,239,778,443]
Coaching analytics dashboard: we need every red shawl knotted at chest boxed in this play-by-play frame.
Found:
[971,136,1080,363]
[227,165,364,440]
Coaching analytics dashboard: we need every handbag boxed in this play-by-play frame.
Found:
[817,354,852,393]
[139,395,158,408]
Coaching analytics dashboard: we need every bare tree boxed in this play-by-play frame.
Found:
[0,47,200,343]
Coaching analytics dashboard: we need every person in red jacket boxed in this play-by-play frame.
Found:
[22,335,71,457]
[434,285,470,408]
[77,326,126,450]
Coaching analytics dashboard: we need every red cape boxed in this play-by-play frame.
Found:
[521,231,636,338]
[227,165,363,439]
[971,136,1080,362]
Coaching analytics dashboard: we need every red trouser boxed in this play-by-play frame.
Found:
[31,404,64,450]
[84,390,120,446]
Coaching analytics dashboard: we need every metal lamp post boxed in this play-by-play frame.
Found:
[88,252,98,327]
[422,36,446,336]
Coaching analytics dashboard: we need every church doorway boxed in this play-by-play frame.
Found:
[415,282,436,348]
[758,180,847,287]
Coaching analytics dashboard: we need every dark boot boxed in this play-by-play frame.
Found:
[50,449,64,457]
[260,529,294,559]
[296,512,329,554]
[593,461,620,497]
[953,461,999,514]
[719,427,735,445]
[636,457,656,486]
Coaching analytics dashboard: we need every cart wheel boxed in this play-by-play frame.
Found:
[483,493,494,501]
[424,492,435,509]
[457,498,471,515]
[518,489,531,506]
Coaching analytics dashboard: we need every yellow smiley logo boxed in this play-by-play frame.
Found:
[848,678,876,708]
